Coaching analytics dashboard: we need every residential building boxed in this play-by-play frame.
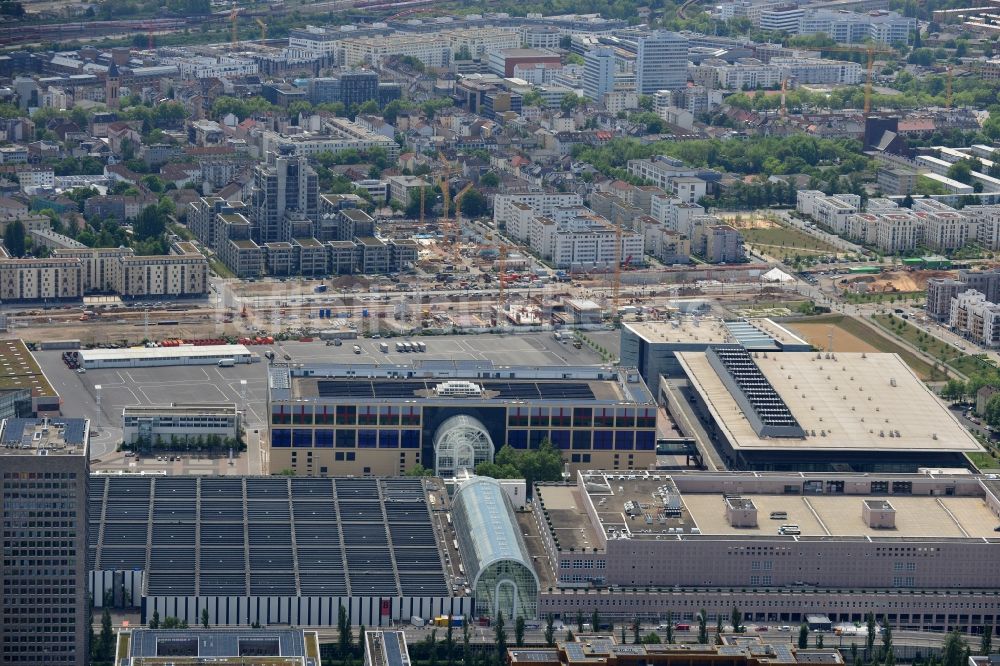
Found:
[250,147,319,244]
[493,192,584,230]
[878,167,917,195]
[387,175,431,207]
[0,257,83,301]
[759,4,805,32]
[694,57,782,90]
[636,31,690,94]
[772,57,864,85]
[340,34,451,68]
[0,417,90,666]
[797,9,916,45]
[526,209,644,269]
[923,211,970,253]
[339,71,379,108]
[927,278,966,320]
[260,118,399,160]
[951,289,1000,347]
[488,48,562,78]
[700,223,746,263]
[117,248,209,298]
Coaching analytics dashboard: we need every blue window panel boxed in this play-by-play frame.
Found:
[358,430,377,448]
[336,430,355,448]
[379,430,399,448]
[315,430,334,448]
[550,430,570,450]
[271,429,291,448]
[572,430,591,450]
[636,430,655,451]
[292,429,312,448]
[614,431,634,450]
[593,430,613,450]
[401,430,420,449]
[529,430,549,449]
[508,430,528,449]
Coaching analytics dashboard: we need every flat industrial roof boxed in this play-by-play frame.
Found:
[0,339,57,397]
[88,476,453,598]
[537,471,1000,543]
[79,344,252,363]
[677,351,982,452]
[626,318,810,350]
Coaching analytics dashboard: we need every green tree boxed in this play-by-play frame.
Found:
[947,159,974,184]
[515,616,525,647]
[665,612,674,644]
[149,609,160,629]
[545,614,555,647]
[459,188,488,218]
[643,632,662,644]
[940,379,967,402]
[880,615,892,659]
[577,610,584,633]
[99,608,114,661]
[697,610,708,644]
[201,607,209,628]
[731,606,744,633]
[338,604,353,654]
[983,393,1000,428]
[798,624,810,649]
[405,464,434,477]
[866,613,877,657]
[494,611,508,666]
[480,172,500,188]
[463,618,471,664]
[816,633,825,649]
[632,617,641,644]
[942,629,966,666]
[474,439,564,496]
[980,625,991,655]
[3,220,25,257]
[162,616,188,629]
[591,609,601,633]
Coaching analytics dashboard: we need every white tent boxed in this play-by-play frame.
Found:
[761,267,796,283]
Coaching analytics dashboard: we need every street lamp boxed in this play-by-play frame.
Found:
[94,385,102,432]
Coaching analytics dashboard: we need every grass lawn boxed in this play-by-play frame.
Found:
[740,224,841,256]
[843,291,924,305]
[872,314,1000,381]
[208,256,235,279]
[832,315,940,380]
[967,450,1000,471]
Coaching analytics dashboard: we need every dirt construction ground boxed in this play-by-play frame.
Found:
[788,320,879,353]
[839,270,954,293]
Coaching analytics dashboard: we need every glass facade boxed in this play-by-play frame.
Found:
[452,478,538,621]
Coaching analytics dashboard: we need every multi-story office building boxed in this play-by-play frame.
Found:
[759,4,805,32]
[250,147,319,244]
[0,417,90,666]
[260,119,399,160]
[338,71,379,108]
[122,404,240,447]
[266,361,657,477]
[583,48,615,103]
[635,31,689,94]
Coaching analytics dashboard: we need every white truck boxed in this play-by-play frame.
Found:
[411,616,426,627]
[217,358,235,367]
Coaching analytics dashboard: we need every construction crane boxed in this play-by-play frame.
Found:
[496,244,508,324]
[229,3,239,45]
[946,65,953,109]
[779,76,788,117]
[820,45,895,116]
[256,18,267,41]
[611,217,623,323]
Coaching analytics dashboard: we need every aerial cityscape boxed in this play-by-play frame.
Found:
[1,0,1000,664]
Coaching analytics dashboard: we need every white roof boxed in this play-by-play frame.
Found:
[79,344,252,362]
[761,267,795,283]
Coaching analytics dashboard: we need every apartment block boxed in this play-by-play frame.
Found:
[951,289,1000,347]
[0,257,83,301]
[526,209,644,269]
[493,192,583,229]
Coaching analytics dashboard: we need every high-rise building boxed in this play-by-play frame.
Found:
[583,47,615,103]
[250,146,319,244]
[338,71,379,109]
[1,417,90,666]
[635,31,689,94]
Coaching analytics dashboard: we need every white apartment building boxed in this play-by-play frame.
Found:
[627,157,705,191]
[772,57,864,85]
[694,58,783,90]
[16,168,54,191]
[797,9,916,45]
[288,26,345,61]
[759,5,805,32]
[922,211,971,253]
[650,195,706,236]
[163,55,258,78]
[812,194,862,235]
[340,34,450,68]
[0,257,83,301]
[260,119,399,160]
[527,210,644,269]
[493,192,583,228]
[951,289,1000,347]
[444,27,521,59]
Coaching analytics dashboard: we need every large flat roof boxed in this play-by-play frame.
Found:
[0,339,57,397]
[677,351,982,452]
[80,344,252,363]
[625,318,811,350]
[0,417,88,457]
[536,471,1000,545]
[89,476,454,598]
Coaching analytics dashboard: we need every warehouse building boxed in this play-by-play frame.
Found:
[619,318,811,387]
[0,338,61,416]
[530,469,1000,632]
[88,475,471,627]
[79,344,256,369]
[266,360,657,477]
[670,347,982,472]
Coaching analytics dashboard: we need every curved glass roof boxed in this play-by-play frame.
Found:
[451,477,536,589]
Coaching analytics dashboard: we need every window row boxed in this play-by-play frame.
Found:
[507,407,656,428]
[271,429,421,449]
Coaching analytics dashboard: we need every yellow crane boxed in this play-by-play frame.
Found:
[946,65,953,109]
[820,45,896,116]
[496,244,508,322]
[611,217,623,323]
[256,18,267,41]
[229,3,239,45]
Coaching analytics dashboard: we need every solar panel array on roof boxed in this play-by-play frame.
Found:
[313,378,597,401]
[89,476,450,598]
[707,344,805,437]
